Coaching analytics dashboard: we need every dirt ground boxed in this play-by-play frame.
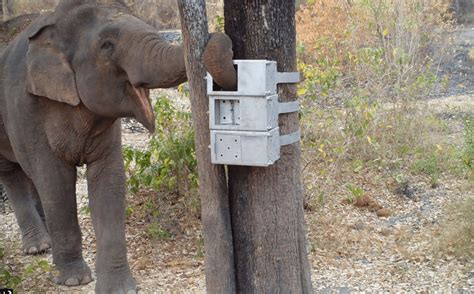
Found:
[0,20,473,294]
[1,96,472,293]
[436,26,474,97]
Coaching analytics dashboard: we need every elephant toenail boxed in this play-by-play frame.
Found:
[65,278,80,286]
[39,243,50,251]
[81,275,93,285]
[126,290,137,294]
[28,247,38,254]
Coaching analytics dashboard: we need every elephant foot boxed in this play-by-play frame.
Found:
[22,230,51,255]
[96,268,136,294]
[50,259,93,286]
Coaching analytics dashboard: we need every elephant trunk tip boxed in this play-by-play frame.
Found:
[203,33,238,91]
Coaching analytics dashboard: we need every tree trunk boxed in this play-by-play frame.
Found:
[224,0,313,293]
[2,0,11,22]
[455,0,474,23]
[177,1,237,293]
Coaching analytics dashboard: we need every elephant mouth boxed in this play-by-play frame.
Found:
[129,84,155,133]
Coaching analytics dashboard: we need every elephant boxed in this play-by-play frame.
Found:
[0,0,236,293]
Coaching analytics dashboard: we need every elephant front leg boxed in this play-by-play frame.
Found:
[31,161,92,286]
[87,144,136,294]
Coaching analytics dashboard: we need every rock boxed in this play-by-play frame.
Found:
[133,257,150,271]
[353,221,365,231]
[353,195,383,211]
[379,227,392,236]
[322,288,332,294]
[122,118,146,133]
[353,195,371,208]
[376,208,391,218]
[157,30,182,43]
[387,216,401,226]
[399,183,418,200]
[368,201,383,212]
[339,287,351,294]
[469,48,474,63]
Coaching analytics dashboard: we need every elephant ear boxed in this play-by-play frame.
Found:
[26,24,80,106]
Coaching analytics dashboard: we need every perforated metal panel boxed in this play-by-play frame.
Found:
[210,129,280,167]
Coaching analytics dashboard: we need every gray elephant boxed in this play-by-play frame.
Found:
[0,0,236,293]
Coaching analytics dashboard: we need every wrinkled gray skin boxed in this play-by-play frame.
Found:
[0,0,236,293]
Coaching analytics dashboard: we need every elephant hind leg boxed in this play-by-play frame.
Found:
[0,157,51,254]
[30,182,47,227]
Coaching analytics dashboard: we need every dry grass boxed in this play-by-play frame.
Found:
[435,196,474,260]
[296,0,457,196]
[296,0,452,104]
[11,0,57,15]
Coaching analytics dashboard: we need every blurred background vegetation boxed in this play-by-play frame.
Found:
[1,0,223,29]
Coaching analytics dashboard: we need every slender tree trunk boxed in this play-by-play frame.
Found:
[177,1,237,293]
[224,0,313,292]
[2,0,11,22]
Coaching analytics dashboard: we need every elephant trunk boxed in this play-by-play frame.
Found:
[119,30,237,91]
[119,32,187,89]
[115,23,237,132]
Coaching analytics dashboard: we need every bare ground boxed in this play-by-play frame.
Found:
[1,94,473,294]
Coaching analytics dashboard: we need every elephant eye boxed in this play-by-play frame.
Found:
[100,40,115,52]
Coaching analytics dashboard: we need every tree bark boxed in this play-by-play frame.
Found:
[454,0,474,23]
[177,1,236,293]
[224,0,313,293]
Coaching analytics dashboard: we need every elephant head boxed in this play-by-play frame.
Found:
[25,0,236,133]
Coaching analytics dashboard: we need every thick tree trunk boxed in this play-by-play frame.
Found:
[454,0,474,23]
[224,0,313,293]
[177,1,237,293]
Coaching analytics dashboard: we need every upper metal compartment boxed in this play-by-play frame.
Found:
[207,60,300,96]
